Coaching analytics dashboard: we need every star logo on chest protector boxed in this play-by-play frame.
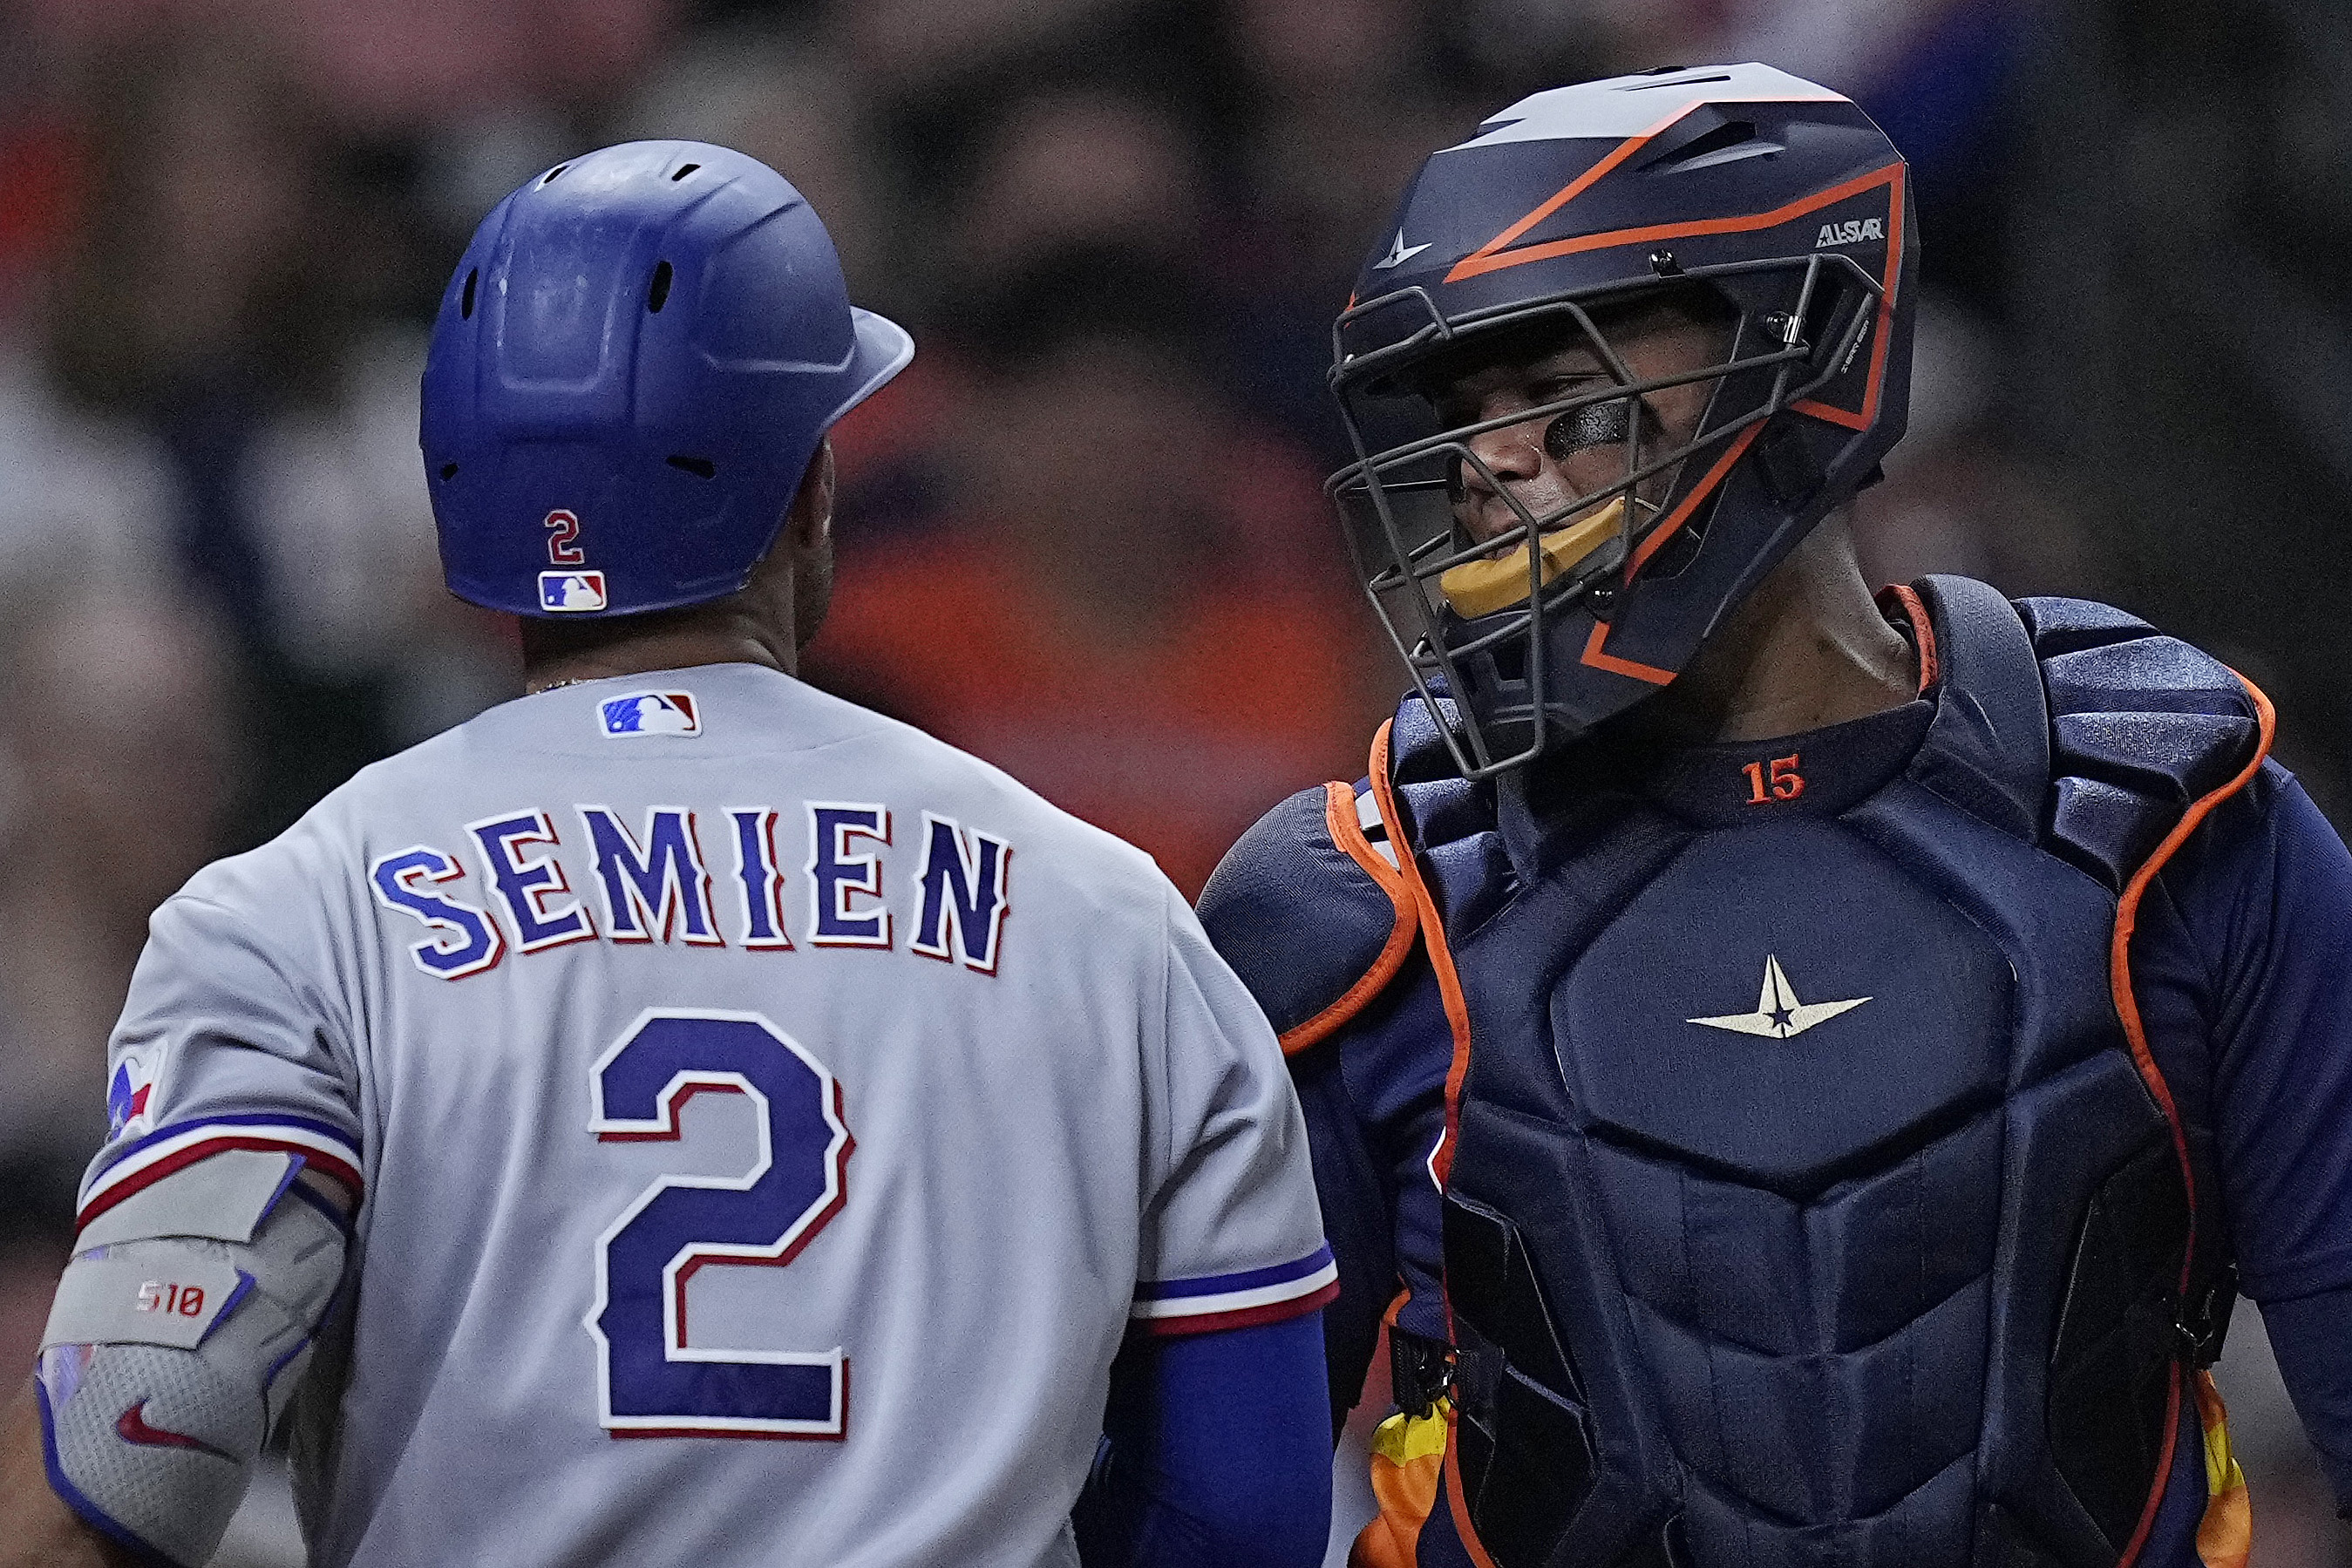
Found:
[1687,954,1871,1040]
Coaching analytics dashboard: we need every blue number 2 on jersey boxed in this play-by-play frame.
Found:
[585,1009,854,1438]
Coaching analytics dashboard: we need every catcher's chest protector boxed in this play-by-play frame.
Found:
[1389,577,2266,1568]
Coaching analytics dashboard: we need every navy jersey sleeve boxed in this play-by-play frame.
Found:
[2130,764,2352,1510]
[1293,950,1455,1429]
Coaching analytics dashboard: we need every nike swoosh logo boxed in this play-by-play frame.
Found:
[117,1401,237,1462]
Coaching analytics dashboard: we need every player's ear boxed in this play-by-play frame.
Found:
[785,438,837,558]
[785,437,838,658]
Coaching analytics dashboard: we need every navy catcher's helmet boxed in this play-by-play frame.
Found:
[422,141,911,617]
[1329,64,1916,776]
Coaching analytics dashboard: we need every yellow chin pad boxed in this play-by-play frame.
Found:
[1437,497,1627,620]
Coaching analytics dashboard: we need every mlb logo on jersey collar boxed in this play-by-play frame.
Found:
[600,691,701,737]
[540,570,608,612]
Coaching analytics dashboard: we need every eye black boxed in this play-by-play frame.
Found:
[1545,400,1634,459]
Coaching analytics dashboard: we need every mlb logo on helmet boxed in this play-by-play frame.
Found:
[600,691,701,737]
[539,570,608,612]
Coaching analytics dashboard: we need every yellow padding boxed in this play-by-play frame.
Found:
[1354,1403,1451,1568]
[1438,498,1626,620]
[2195,1369,2251,1568]
[1370,1404,1451,1467]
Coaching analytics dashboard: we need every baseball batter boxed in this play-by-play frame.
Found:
[0,143,1336,1568]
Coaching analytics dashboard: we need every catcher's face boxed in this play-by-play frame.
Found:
[1429,309,1727,552]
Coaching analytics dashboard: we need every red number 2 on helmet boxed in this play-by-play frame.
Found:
[545,509,585,566]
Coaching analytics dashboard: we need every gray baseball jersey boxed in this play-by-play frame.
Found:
[78,663,1335,1568]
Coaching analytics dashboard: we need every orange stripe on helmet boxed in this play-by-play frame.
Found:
[1578,621,1676,684]
[1450,160,1904,284]
[1580,420,1768,682]
[1625,421,1765,577]
[1791,164,1907,431]
[1445,104,1704,285]
[1573,421,1766,685]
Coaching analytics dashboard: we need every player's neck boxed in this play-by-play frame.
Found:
[521,607,798,694]
[1631,515,1917,747]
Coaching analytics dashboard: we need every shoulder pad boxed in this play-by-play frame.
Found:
[1199,779,1418,1055]
[2016,596,2264,891]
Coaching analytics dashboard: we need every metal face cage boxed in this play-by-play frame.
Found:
[1325,252,1886,781]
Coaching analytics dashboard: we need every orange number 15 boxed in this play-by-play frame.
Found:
[1743,754,1805,804]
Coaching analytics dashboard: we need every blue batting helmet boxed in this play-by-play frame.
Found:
[422,140,911,617]
[1329,64,1915,776]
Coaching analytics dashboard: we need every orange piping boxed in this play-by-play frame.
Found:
[1370,705,1480,1568]
[1441,1408,1503,1568]
[1877,582,1939,691]
[2110,670,2273,1214]
[1278,770,1423,1056]
[2105,668,2274,1568]
[1367,720,1476,1193]
[1370,719,1486,1566]
[1382,1286,1412,1329]
[2117,1368,2185,1568]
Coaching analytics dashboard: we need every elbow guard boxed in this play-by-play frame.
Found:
[34,1149,349,1568]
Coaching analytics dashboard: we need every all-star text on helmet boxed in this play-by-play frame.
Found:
[423,140,912,619]
[1329,64,1917,777]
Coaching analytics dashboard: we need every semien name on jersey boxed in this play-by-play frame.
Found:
[368,803,1011,981]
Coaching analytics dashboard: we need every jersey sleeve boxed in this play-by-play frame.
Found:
[1298,952,1454,1420]
[2152,770,2352,1303]
[2134,768,2352,1510]
[1130,886,1338,1337]
[77,877,364,1231]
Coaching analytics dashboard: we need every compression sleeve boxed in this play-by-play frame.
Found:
[1075,1313,1334,1568]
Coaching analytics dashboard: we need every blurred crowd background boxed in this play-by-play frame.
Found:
[0,0,2346,1563]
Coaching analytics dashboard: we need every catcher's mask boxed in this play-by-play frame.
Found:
[1329,63,1917,778]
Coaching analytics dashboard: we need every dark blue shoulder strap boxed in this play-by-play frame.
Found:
[1386,693,1515,937]
[1906,574,2051,844]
